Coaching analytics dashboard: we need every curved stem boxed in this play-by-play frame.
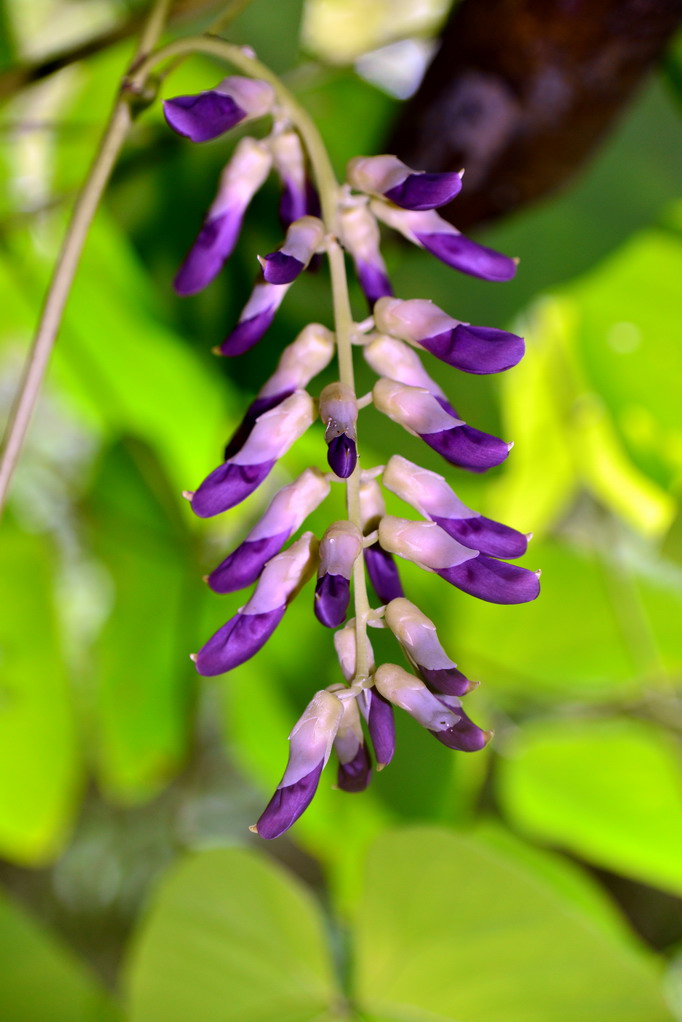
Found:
[0,0,174,518]
[130,35,375,676]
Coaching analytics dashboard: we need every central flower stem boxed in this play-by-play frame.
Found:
[132,35,374,680]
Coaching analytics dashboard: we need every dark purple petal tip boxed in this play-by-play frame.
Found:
[256,761,324,839]
[327,433,357,478]
[355,260,394,309]
[421,324,525,375]
[384,171,462,211]
[419,665,472,697]
[361,690,395,768]
[430,703,489,752]
[338,744,372,792]
[314,573,351,628]
[417,231,517,282]
[420,424,510,472]
[220,307,277,357]
[194,605,285,676]
[207,531,290,594]
[364,543,404,603]
[438,554,541,605]
[262,251,304,285]
[431,513,528,560]
[163,93,246,143]
[191,459,276,518]
[174,209,243,296]
[223,390,294,460]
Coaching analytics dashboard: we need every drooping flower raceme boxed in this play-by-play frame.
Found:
[165,71,540,838]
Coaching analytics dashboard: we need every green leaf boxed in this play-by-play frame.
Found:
[0,521,81,864]
[354,827,673,1022]
[498,717,682,896]
[126,846,343,1022]
[84,438,199,803]
[0,888,119,1022]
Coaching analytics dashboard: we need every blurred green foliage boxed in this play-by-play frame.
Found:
[0,1,681,1020]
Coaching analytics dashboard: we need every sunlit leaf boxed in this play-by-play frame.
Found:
[354,827,673,1021]
[126,846,343,1022]
[498,717,682,896]
[0,521,81,864]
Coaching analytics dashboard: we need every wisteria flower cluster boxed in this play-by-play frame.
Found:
[164,67,540,840]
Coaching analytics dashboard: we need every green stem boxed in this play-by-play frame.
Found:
[0,0,174,518]
[130,35,374,676]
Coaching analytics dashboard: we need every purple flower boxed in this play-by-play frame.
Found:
[190,391,314,518]
[384,598,473,696]
[374,296,525,375]
[379,516,541,604]
[254,689,343,839]
[164,76,275,143]
[339,203,393,309]
[358,475,403,603]
[223,323,334,458]
[319,382,358,479]
[373,377,511,473]
[194,532,318,676]
[219,277,292,357]
[348,155,462,210]
[330,688,372,792]
[261,215,324,284]
[383,454,529,559]
[174,138,272,296]
[358,688,395,768]
[374,664,490,752]
[372,201,517,282]
[208,468,330,593]
[270,129,320,228]
[314,521,363,628]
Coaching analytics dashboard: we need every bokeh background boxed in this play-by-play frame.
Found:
[1,0,682,1019]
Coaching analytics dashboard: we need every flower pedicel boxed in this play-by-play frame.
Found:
[165,73,540,838]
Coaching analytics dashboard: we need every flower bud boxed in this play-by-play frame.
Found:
[164,76,275,143]
[269,129,320,227]
[347,155,462,210]
[364,334,446,396]
[379,516,541,605]
[358,688,395,769]
[191,391,314,518]
[373,377,510,472]
[195,532,318,676]
[329,688,372,792]
[314,521,363,628]
[338,203,392,309]
[333,619,375,682]
[374,296,524,375]
[255,689,343,839]
[219,277,291,357]
[319,382,358,478]
[223,323,334,459]
[384,597,472,696]
[374,664,490,751]
[371,200,517,283]
[208,467,330,593]
[174,137,272,296]
[358,475,403,603]
[261,215,325,284]
[383,455,528,559]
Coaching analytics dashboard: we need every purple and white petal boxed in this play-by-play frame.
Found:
[219,278,291,357]
[384,597,472,697]
[194,606,285,675]
[347,155,462,210]
[315,521,362,626]
[269,130,319,228]
[208,531,289,594]
[333,619,375,683]
[421,423,511,472]
[261,216,324,284]
[339,203,392,310]
[164,77,274,143]
[174,138,272,295]
[437,554,541,605]
[314,573,351,627]
[191,391,314,517]
[338,743,372,792]
[378,516,478,573]
[223,390,293,460]
[358,688,395,768]
[255,689,343,839]
[364,334,447,397]
[327,434,357,478]
[371,202,517,282]
[431,695,491,751]
[364,544,404,603]
[431,513,528,559]
[320,383,358,479]
[330,691,371,792]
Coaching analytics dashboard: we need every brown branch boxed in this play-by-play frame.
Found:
[389,0,682,230]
